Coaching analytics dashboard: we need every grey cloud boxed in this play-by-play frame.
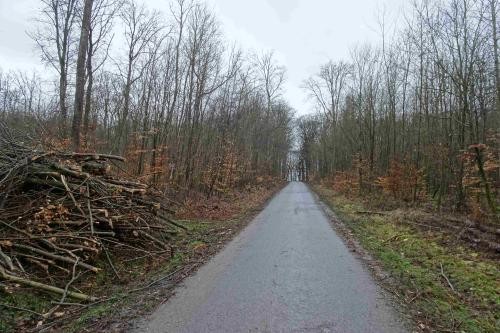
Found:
[266,0,300,21]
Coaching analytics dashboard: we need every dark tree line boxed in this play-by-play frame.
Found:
[299,0,499,216]
[0,0,294,194]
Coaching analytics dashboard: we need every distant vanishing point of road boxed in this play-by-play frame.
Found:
[134,182,410,333]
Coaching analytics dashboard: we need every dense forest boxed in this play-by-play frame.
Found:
[0,0,498,214]
[0,0,294,195]
[299,0,499,219]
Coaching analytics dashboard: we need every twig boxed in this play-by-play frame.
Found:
[101,238,158,254]
[381,234,399,244]
[103,244,121,281]
[44,259,81,318]
[355,210,388,215]
[0,219,31,236]
[129,265,187,293]
[0,247,14,271]
[399,220,442,230]
[439,263,456,293]
[0,302,44,317]
[61,175,86,217]
[86,183,94,235]
[122,250,171,262]
[49,301,85,307]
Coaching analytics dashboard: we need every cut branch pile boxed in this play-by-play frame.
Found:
[0,124,181,303]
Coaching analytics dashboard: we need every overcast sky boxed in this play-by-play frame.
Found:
[0,0,407,114]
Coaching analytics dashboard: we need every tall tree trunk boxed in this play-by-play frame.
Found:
[59,70,68,136]
[491,0,500,115]
[83,31,94,141]
[71,0,93,151]
[491,0,500,183]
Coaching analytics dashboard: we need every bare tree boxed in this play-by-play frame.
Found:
[83,0,121,140]
[254,51,285,113]
[30,0,79,135]
[72,0,94,150]
[116,0,163,153]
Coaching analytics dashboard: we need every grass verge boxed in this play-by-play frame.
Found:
[313,185,499,333]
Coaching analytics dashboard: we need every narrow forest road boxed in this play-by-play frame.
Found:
[134,182,409,333]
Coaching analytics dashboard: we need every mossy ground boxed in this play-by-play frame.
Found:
[0,291,51,332]
[314,185,499,333]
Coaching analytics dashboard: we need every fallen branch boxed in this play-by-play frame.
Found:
[0,267,97,302]
[439,263,456,294]
[86,184,94,235]
[381,234,400,244]
[13,244,100,273]
[61,152,125,162]
[0,247,14,271]
[0,302,44,317]
[355,210,388,215]
[166,218,188,231]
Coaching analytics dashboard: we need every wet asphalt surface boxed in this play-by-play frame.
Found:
[134,182,409,333]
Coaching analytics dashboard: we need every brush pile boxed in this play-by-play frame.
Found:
[0,124,181,302]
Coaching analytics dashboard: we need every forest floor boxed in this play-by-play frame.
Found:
[312,184,499,333]
[0,182,285,333]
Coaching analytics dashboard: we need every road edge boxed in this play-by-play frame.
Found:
[125,182,288,332]
[307,183,417,332]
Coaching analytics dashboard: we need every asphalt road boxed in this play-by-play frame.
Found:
[134,182,409,333]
